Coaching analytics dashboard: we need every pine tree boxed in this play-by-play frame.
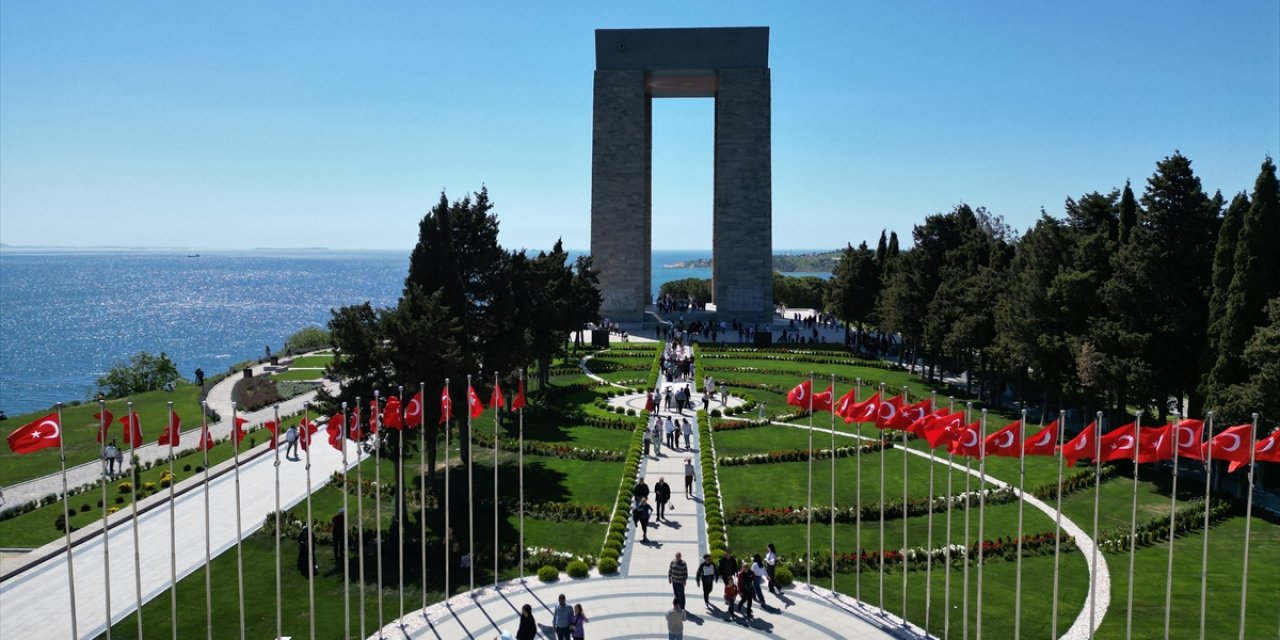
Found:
[824,242,880,348]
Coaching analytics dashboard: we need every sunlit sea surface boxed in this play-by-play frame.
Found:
[0,248,823,416]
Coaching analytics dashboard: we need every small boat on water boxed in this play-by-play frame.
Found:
[187,254,200,258]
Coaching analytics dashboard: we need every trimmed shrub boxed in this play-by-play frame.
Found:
[118,482,133,494]
[79,504,91,513]
[774,565,795,587]
[566,560,590,578]
[600,548,620,561]
[598,557,619,574]
[537,565,560,582]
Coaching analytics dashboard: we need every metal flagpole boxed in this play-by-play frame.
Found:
[199,399,209,640]
[1126,412,1143,640]
[1051,409,1066,640]
[374,391,385,637]
[444,381,451,602]
[304,403,316,640]
[805,371,813,587]
[275,404,285,640]
[166,402,178,640]
[1198,412,1214,640]
[128,401,143,639]
[831,374,837,592]
[976,409,988,639]
[343,402,351,639]
[493,372,500,590]
[356,396,367,640]
[519,370,526,582]
[98,400,113,640]
[879,383,887,615]
[232,402,246,640]
[467,375,476,594]
[901,386,910,624]
[855,378,863,603]
[962,402,972,640]
[418,384,427,616]
[1164,411,1181,640]
[1237,414,1258,640]
[1089,411,1104,639]
[397,386,405,625]
[1014,409,1028,639]
[55,403,79,639]
[924,391,937,633]
[944,396,955,640]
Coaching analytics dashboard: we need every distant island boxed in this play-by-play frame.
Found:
[664,250,841,273]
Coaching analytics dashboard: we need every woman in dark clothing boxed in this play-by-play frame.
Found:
[515,604,537,640]
[635,497,653,542]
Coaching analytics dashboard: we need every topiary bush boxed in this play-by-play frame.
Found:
[598,557,619,574]
[774,564,794,587]
[537,565,560,582]
[600,548,620,561]
[566,559,590,578]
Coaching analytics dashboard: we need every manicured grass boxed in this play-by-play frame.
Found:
[507,516,606,561]
[0,385,206,487]
[284,354,333,368]
[270,368,325,381]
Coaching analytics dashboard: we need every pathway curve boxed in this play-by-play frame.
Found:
[375,346,924,640]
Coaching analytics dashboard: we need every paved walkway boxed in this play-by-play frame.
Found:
[374,348,923,640]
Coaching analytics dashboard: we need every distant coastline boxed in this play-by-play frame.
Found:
[663,249,840,273]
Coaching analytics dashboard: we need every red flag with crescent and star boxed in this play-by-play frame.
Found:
[119,411,144,448]
[466,385,485,419]
[94,408,114,444]
[833,388,859,418]
[1023,420,1059,456]
[440,386,453,424]
[264,420,279,449]
[7,413,62,454]
[157,409,182,447]
[983,419,1024,457]
[1136,424,1172,464]
[785,380,812,409]
[491,382,506,411]
[327,413,346,451]
[383,396,403,431]
[1205,424,1255,468]
[907,408,948,439]
[948,419,985,458]
[844,392,882,424]
[368,400,380,434]
[1058,421,1099,466]
[512,377,527,411]
[1171,419,1205,461]
[888,397,932,431]
[232,416,250,446]
[405,391,424,428]
[923,411,965,448]
[811,385,834,413]
[1099,422,1139,462]
[874,394,907,429]
[1235,428,1280,471]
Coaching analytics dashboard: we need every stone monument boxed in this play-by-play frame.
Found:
[590,27,773,323]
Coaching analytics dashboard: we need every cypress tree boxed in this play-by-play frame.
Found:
[1118,180,1137,244]
[876,230,888,266]
[1202,192,1249,399]
[887,231,900,260]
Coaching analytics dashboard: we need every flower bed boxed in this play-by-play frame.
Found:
[785,530,1075,577]
[718,442,886,466]
[468,430,625,462]
[724,486,1017,525]
[1098,496,1234,552]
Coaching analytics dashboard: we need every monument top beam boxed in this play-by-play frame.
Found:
[595,27,769,71]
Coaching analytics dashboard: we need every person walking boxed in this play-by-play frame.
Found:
[736,562,754,619]
[654,477,671,520]
[720,383,728,406]
[103,440,119,476]
[284,424,299,459]
[765,543,781,594]
[570,603,588,639]
[633,476,650,506]
[552,594,573,640]
[664,414,676,449]
[665,599,687,640]
[515,604,538,640]
[681,419,693,449]
[695,553,717,606]
[683,458,696,499]
[331,508,346,565]
[717,547,739,587]
[634,498,653,542]
[751,554,768,605]
[652,421,663,457]
[668,552,688,609]
[643,421,652,457]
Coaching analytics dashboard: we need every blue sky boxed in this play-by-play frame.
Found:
[1,1,1276,252]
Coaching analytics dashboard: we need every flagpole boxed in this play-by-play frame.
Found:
[206,403,216,640]
[975,408,988,639]
[443,380,451,603]
[397,386,406,626]
[1237,413,1258,639]
[944,396,955,640]
[275,404,285,640]
[232,402,246,640]
[1126,411,1142,640]
[166,401,178,640]
[806,372,814,588]
[962,401,972,640]
[830,374,836,592]
[1014,409,1027,639]
[356,396,367,640]
[1164,411,1181,640]
[1051,408,1065,640]
[1198,411,1214,640]
[304,403,316,640]
[879,383,887,615]
[855,378,862,603]
[342,402,351,640]
[467,375,476,594]
[493,372,500,591]
[924,391,937,633]
[417,383,427,616]
[374,390,384,638]
[128,400,143,639]
[97,401,114,640]
[55,403,79,639]
[1089,411,1103,638]
[519,370,526,582]
[901,386,909,624]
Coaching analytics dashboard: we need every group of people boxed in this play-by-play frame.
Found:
[100,440,124,475]
[630,464,696,541]
[503,594,587,640]
[697,544,782,620]
[644,413,694,455]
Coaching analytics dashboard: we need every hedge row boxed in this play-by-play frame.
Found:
[725,486,1017,526]
[718,442,887,466]
[468,430,625,462]
[1097,496,1234,552]
[786,530,1076,577]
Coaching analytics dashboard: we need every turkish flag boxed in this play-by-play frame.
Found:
[158,409,182,447]
[1136,425,1172,464]
[1172,419,1205,461]
[232,416,250,446]
[785,380,812,409]
[874,394,906,429]
[405,391,424,428]
[1253,429,1280,464]
[439,386,453,424]
[923,411,965,448]
[1100,422,1139,462]
[368,400,380,434]
[383,396,403,430]
[907,408,948,439]
[350,405,364,441]
[984,420,1024,458]
[490,382,506,411]
[197,424,215,451]
[1059,421,1099,466]
[466,385,484,419]
[94,409,114,444]
[264,420,279,449]
[298,418,316,450]
[948,420,984,458]
[845,392,882,424]
[512,378,527,411]
[833,388,859,418]
[1205,424,1255,468]
[7,413,62,454]
[327,413,346,451]
[119,412,144,448]
[891,398,933,431]
[812,385,834,413]
[1023,420,1059,456]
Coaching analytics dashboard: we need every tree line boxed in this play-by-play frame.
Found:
[825,153,1279,427]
